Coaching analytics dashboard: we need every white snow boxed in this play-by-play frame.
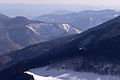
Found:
[114,14,119,17]
[26,25,40,35]
[73,27,82,34]
[26,23,82,40]
[25,66,120,80]
[62,24,70,32]
[89,17,93,25]
[90,17,93,21]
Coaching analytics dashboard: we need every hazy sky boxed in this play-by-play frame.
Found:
[0,0,120,6]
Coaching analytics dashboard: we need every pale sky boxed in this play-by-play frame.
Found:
[0,0,120,6]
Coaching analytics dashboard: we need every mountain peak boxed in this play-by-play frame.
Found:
[12,16,31,24]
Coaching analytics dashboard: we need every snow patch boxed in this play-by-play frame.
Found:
[26,25,40,35]
[90,17,93,21]
[73,27,82,34]
[61,24,70,32]
[114,14,119,17]
[25,66,120,80]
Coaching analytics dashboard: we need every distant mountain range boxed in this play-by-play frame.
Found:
[0,4,103,18]
[1,15,120,80]
[34,9,119,30]
[49,10,73,15]
[0,14,82,55]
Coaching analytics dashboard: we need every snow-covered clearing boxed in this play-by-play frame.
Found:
[26,66,120,80]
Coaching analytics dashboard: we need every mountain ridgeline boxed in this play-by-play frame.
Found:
[0,15,120,80]
[34,9,119,30]
[0,14,82,55]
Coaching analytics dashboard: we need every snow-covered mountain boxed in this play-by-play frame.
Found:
[27,23,82,40]
[0,14,82,55]
[34,9,119,30]
[1,16,120,80]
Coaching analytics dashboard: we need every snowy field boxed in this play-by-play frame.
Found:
[26,66,120,80]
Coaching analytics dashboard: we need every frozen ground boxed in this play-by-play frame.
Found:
[25,66,120,80]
